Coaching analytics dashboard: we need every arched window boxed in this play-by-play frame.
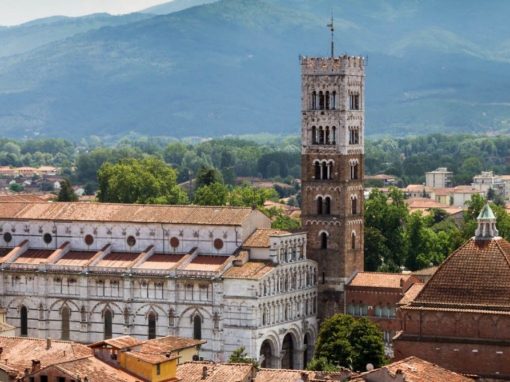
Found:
[325,91,330,110]
[61,306,70,340]
[104,309,113,339]
[332,126,336,144]
[351,197,357,215]
[319,91,325,110]
[317,196,323,215]
[325,126,330,144]
[148,312,156,339]
[193,315,202,340]
[311,91,317,110]
[351,232,356,250]
[324,197,331,215]
[351,162,359,180]
[332,91,336,109]
[20,305,28,336]
[320,232,328,250]
[322,162,328,180]
[311,126,317,144]
[314,162,321,180]
[319,127,324,144]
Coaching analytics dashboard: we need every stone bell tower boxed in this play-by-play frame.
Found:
[300,54,365,319]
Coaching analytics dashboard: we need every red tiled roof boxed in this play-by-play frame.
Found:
[138,336,205,354]
[176,362,253,382]
[182,255,229,271]
[222,261,275,280]
[410,238,510,309]
[14,249,54,264]
[254,368,352,382]
[243,228,291,248]
[348,272,414,289]
[90,336,143,350]
[353,356,472,382]
[398,283,424,306]
[135,253,186,270]
[0,201,260,226]
[0,336,92,376]
[96,252,139,268]
[56,251,97,266]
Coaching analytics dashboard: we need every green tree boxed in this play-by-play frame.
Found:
[57,179,78,202]
[228,346,258,367]
[312,314,385,371]
[196,166,224,188]
[228,185,278,207]
[194,183,229,206]
[97,157,188,204]
[8,183,23,193]
[271,214,301,230]
[306,357,341,372]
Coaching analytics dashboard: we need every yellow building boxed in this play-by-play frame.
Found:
[119,351,179,382]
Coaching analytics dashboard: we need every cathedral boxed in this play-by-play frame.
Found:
[0,51,365,369]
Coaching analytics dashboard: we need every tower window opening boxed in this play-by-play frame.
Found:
[325,91,330,110]
[332,126,336,144]
[325,197,331,215]
[319,91,325,110]
[325,127,330,144]
[322,162,329,180]
[319,127,325,144]
[314,162,321,180]
[311,91,317,110]
[351,232,356,250]
[350,94,360,110]
[320,232,328,249]
[351,197,358,215]
[351,163,359,180]
[312,126,317,144]
[349,128,360,145]
[332,91,336,109]
[317,196,323,215]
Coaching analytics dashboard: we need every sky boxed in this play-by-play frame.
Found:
[0,0,169,26]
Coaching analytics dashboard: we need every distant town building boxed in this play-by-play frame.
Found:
[471,170,504,196]
[395,204,510,379]
[404,184,433,199]
[451,185,481,207]
[425,167,452,189]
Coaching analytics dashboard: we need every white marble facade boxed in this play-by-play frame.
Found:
[0,202,317,368]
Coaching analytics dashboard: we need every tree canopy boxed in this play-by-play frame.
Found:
[97,157,188,204]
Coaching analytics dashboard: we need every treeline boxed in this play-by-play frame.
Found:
[4,134,510,190]
[365,189,510,272]
[366,134,510,185]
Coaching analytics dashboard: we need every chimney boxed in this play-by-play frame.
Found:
[202,366,208,380]
[46,338,51,350]
[31,359,41,372]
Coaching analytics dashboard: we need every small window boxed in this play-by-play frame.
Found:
[40,377,48,382]
[127,235,136,247]
[43,233,52,244]
[170,237,180,248]
[84,234,94,246]
[3,232,12,243]
[156,364,161,375]
[350,94,360,110]
[214,238,224,250]
[193,315,202,340]
[320,232,328,250]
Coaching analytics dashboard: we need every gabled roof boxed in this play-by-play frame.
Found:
[89,335,143,350]
[0,201,262,226]
[347,272,416,290]
[222,260,275,280]
[243,228,291,248]
[176,361,253,382]
[409,237,510,310]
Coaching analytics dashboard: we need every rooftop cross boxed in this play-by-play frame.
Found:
[327,14,334,57]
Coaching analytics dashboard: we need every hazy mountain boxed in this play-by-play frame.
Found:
[0,13,151,58]
[0,0,510,139]
[142,0,219,14]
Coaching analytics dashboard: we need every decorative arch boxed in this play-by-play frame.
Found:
[148,311,157,339]
[61,305,71,340]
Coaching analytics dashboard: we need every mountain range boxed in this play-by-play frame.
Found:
[1,0,510,139]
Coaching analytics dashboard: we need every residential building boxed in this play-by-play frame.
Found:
[425,167,453,189]
[471,170,504,196]
[451,185,480,207]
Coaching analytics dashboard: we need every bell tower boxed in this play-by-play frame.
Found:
[300,54,365,319]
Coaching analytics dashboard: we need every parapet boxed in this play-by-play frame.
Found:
[300,55,365,76]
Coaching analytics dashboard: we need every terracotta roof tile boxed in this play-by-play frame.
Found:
[182,255,229,271]
[176,362,253,382]
[14,249,54,264]
[56,251,97,266]
[47,356,140,382]
[222,261,275,280]
[89,336,143,349]
[353,356,472,382]
[243,228,291,248]
[0,336,92,376]
[96,252,140,268]
[135,253,186,270]
[348,272,414,289]
[411,238,510,309]
[138,336,205,354]
[124,351,177,364]
[398,283,424,306]
[254,368,351,382]
[0,201,259,226]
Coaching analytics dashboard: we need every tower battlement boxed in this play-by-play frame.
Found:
[300,55,365,76]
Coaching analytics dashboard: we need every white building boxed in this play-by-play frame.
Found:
[425,167,452,189]
[471,171,505,196]
[0,201,317,369]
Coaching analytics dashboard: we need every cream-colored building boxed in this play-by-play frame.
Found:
[425,167,452,189]
[0,202,317,369]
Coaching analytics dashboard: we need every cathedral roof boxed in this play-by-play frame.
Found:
[0,201,261,226]
[408,237,510,310]
[222,260,275,280]
[347,272,418,290]
[243,228,292,248]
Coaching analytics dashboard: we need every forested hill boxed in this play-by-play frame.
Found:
[1,0,510,139]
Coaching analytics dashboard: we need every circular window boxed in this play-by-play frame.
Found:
[3,232,12,243]
[43,233,52,244]
[170,237,180,248]
[127,235,136,247]
[84,234,94,246]
[213,238,224,250]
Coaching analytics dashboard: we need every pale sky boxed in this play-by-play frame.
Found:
[0,0,170,26]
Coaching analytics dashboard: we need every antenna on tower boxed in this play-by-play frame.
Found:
[327,13,334,57]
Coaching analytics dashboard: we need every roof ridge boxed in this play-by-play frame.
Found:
[494,239,510,271]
